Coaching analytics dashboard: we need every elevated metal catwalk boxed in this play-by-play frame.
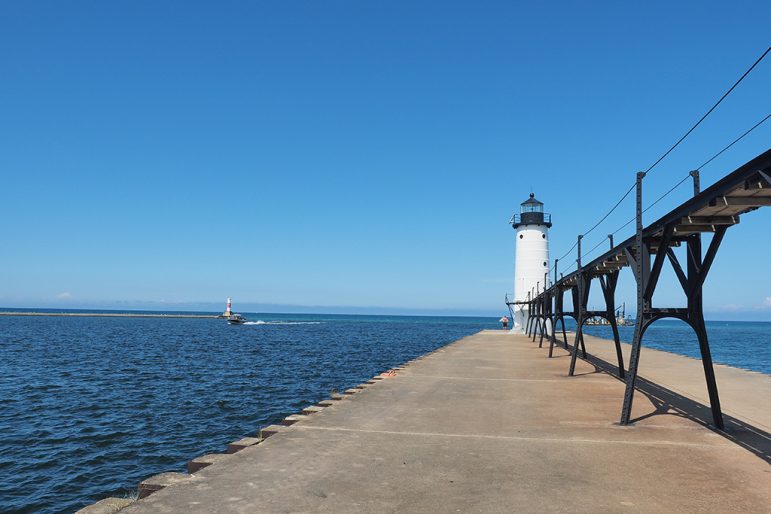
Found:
[523,148,771,430]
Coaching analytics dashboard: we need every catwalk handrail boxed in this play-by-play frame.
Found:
[537,148,771,299]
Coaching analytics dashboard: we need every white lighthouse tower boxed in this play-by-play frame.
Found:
[510,193,551,332]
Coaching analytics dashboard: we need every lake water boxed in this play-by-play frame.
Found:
[570,318,771,375]
[0,312,767,513]
[0,312,496,513]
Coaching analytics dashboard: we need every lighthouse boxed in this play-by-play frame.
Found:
[510,193,551,332]
[223,297,233,317]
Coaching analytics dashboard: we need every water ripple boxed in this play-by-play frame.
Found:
[0,313,495,513]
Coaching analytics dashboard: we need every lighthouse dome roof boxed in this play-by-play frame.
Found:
[521,193,543,206]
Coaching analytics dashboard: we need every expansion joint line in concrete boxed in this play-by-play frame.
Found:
[402,374,607,383]
[294,426,734,450]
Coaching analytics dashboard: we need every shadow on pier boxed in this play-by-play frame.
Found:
[568,345,771,465]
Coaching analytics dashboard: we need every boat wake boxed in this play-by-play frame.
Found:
[243,321,324,325]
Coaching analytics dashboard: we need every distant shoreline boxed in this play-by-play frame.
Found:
[0,312,221,319]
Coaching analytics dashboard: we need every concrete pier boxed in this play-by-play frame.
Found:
[104,331,770,513]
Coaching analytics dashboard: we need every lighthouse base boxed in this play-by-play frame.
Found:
[514,308,529,334]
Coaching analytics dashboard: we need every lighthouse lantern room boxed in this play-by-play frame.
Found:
[510,193,551,331]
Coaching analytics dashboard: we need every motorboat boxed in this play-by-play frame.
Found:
[227,314,247,325]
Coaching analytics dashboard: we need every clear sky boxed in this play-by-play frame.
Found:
[1,1,769,319]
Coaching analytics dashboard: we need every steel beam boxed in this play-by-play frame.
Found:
[620,171,646,425]
[681,215,739,225]
[599,272,625,378]
[568,236,584,376]
[721,196,771,206]
[644,224,674,301]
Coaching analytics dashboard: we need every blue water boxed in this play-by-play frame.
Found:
[0,312,497,513]
[561,318,771,374]
[1,312,768,513]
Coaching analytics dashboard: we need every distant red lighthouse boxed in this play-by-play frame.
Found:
[224,297,233,317]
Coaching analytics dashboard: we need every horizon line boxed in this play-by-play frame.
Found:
[1,305,770,323]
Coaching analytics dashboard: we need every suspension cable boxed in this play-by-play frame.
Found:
[608,112,771,239]
[546,48,769,280]
[643,46,769,176]
[580,182,636,239]
[695,113,770,170]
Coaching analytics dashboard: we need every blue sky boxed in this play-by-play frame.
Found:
[0,1,769,318]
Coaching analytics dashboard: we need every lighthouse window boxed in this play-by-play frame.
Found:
[543,261,547,267]
[519,234,523,239]
[542,234,546,239]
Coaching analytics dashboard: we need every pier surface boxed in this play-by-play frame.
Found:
[119,331,769,513]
